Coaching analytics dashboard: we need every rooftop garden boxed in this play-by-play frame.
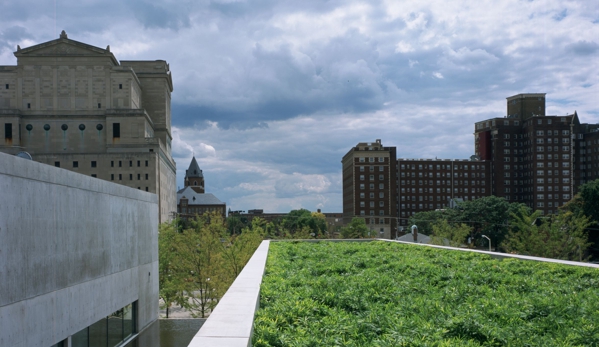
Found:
[253,241,599,346]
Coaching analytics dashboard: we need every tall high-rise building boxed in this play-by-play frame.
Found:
[474,93,599,215]
[0,31,176,222]
[342,139,398,238]
[344,94,599,234]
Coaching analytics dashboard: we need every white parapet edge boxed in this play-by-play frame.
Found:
[188,240,271,347]
[187,238,598,347]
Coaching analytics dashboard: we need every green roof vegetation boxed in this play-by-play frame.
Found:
[253,241,599,346]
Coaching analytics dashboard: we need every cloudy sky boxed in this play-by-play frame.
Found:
[1,0,598,212]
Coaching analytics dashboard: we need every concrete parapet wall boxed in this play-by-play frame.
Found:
[188,240,270,347]
[0,152,159,347]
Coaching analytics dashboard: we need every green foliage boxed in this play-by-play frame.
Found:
[340,217,371,238]
[158,221,186,318]
[158,212,264,318]
[562,179,599,258]
[282,209,328,237]
[430,220,472,247]
[410,196,529,249]
[503,207,592,261]
[253,242,599,346]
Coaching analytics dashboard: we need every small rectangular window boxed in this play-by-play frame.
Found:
[129,174,133,180]
[137,174,141,180]
[145,174,148,180]
[27,103,31,109]
[119,84,123,89]
[55,162,60,167]
[119,174,122,180]
[91,161,97,168]
[129,160,132,167]
[5,84,8,89]
[145,160,148,167]
[145,187,149,192]
[4,123,12,140]
[137,160,140,167]
[98,103,101,109]
[113,123,120,138]
[91,174,97,178]
[73,161,78,168]
[111,161,114,167]
[111,174,114,180]
[119,161,122,167]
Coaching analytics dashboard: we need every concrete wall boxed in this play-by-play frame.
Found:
[0,151,159,347]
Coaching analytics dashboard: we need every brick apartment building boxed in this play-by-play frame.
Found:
[475,93,599,215]
[341,139,398,239]
[343,93,599,237]
[397,158,492,226]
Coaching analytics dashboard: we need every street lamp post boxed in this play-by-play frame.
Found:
[482,235,491,252]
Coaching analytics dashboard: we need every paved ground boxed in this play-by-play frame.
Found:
[158,298,211,319]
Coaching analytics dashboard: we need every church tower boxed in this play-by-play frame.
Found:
[184,156,205,193]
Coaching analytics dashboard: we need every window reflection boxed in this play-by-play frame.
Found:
[72,301,137,347]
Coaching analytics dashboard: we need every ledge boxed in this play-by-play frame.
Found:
[187,240,270,347]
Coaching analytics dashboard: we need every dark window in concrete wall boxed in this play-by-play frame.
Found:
[119,161,122,167]
[119,84,122,89]
[73,161,78,168]
[145,160,148,167]
[129,160,132,167]
[5,84,8,89]
[137,174,141,180]
[55,162,60,167]
[91,161,97,168]
[113,123,120,138]
[111,161,114,167]
[129,174,133,180]
[119,174,122,180]
[71,302,136,347]
[137,160,140,167]
[4,123,12,140]
[145,187,148,191]
[145,174,148,180]
[91,174,97,178]
[27,103,31,109]
[111,174,114,180]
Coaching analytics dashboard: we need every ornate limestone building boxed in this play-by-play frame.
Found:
[0,31,176,222]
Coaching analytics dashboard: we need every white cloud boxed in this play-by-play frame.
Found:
[1,0,598,212]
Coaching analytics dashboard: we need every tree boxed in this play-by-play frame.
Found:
[340,217,371,238]
[409,209,455,235]
[158,212,265,318]
[226,215,246,235]
[502,206,592,261]
[158,220,187,318]
[562,179,599,258]
[430,220,472,247]
[282,209,327,237]
[408,196,528,249]
[177,213,225,318]
[457,196,529,250]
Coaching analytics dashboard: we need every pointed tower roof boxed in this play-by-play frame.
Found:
[186,157,203,178]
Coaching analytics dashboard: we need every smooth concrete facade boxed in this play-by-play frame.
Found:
[0,152,159,346]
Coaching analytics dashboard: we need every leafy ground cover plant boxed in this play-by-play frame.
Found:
[253,241,599,346]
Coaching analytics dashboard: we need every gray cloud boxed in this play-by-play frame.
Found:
[1,0,598,212]
[566,40,599,55]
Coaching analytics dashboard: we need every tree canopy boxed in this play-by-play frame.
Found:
[340,217,372,239]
